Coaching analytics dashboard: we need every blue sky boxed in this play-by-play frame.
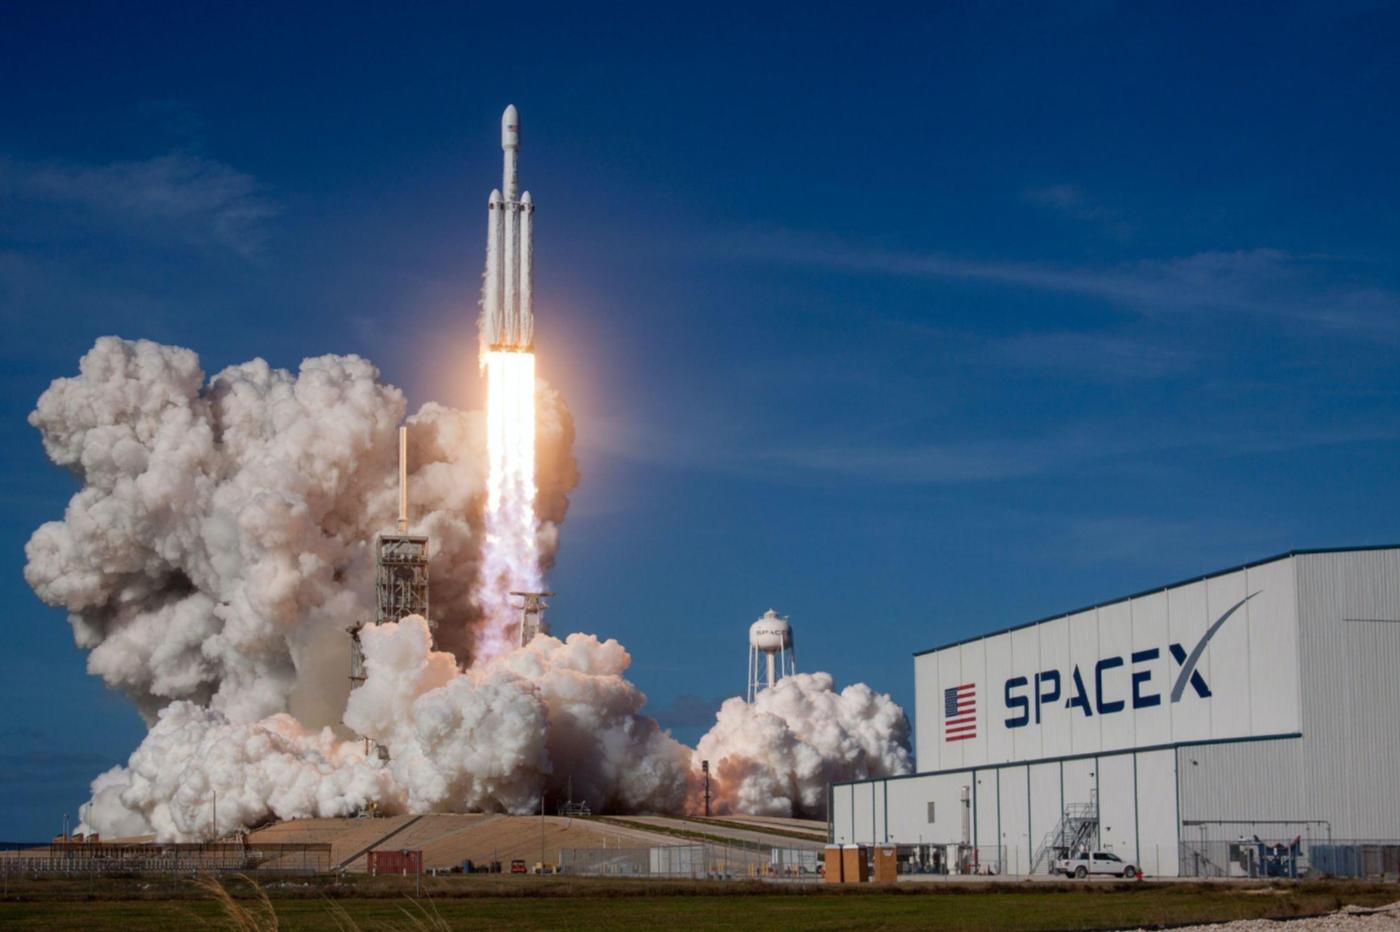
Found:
[2,2,1398,839]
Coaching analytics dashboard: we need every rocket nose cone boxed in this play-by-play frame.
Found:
[520,191,532,204]
[501,104,520,148]
[489,188,502,204]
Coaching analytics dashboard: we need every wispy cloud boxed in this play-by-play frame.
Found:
[1025,183,1133,237]
[990,330,1196,380]
[716,232,1400,342]
[1,153,277,256]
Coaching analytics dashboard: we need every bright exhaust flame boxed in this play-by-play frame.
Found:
[473,349,542,664]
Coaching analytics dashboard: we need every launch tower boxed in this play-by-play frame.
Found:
[512,590,552,647]
[349,426,429,758]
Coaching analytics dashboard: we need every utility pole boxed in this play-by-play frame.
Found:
[539,788,546,874]
[702,760,711,817]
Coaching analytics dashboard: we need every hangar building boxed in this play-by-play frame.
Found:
[829,547,1400,876]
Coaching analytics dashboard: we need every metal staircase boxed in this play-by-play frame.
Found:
[1031,803,1098,874]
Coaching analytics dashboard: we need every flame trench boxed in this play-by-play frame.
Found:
[474,349,542,663]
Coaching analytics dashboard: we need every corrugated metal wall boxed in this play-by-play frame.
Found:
[1298,550,1400,838]
[1179,550,1400,840]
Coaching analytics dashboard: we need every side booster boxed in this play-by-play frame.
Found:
[483,104,534,351]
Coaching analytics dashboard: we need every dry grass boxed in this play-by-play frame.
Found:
[190,874,280,931]
[191,874,457,932]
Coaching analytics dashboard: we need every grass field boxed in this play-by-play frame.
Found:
[2,875,1398,930]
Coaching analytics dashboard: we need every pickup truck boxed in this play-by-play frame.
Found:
[1053,850,1138,878]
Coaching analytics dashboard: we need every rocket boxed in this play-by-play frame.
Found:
[483,104,534,352]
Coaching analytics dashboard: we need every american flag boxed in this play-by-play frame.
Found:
[944,683,977,742]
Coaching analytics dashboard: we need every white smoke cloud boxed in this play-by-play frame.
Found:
[345,616,550,815]
[82,616,694,839]
[495,631,695,813]
[33,337,911,840]
[695,672,913,817]
[24,337,576,726]
[80,702,396,841]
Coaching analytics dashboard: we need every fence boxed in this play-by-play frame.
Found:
[560,843,824,880]
[1179,839,1400,880]
[892,843,1007,875]
[0,841,333,875]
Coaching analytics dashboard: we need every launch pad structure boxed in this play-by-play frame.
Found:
[512,590,552,647]
[349,427,429,756]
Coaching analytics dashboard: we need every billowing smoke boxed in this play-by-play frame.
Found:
[696,673,913,818]
[80,703,395,841]
[80,615,694,839]
[26,337,910,841]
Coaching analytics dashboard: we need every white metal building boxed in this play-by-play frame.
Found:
[830,547,1400,876]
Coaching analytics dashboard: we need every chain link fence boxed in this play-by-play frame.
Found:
[1179,839,1400,879]
[560,843,824,880]
[0,840,332,876]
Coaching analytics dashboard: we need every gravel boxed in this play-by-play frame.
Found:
[1136,902,1400,931]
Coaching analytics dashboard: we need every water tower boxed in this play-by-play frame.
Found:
[747,609,797,701]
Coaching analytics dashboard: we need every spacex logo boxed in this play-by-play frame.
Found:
[1003,592,1259,729]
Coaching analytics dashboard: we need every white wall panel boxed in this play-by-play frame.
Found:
[832,784,854,844]
[1096,753,1137,865]
[997,766,1031,875]
[973,768,998,852]
[1135,749,1178,876]
[885,772,974,846]
[1204,571,1251,738]
[1028,761,1062,860]
[852,780,877,845]
[914,653,940,772]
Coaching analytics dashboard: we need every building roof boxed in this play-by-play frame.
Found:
[912,545,1400,658]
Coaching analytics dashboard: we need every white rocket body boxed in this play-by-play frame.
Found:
[483,104,534,351]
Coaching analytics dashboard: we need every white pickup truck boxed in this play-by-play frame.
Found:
[1053,850,1138,878]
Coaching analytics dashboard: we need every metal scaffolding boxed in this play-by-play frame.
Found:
[511,590,552,646]
[346,426,430,761]
[376,534,430,624]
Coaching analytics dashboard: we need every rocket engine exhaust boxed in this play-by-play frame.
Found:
[473,105,543,661]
